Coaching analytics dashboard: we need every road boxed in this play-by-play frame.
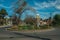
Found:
[0,27,60,40]
[0,30,41,40]
[24,28,60,40]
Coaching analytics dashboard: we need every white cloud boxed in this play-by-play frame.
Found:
[42,2,51,8]
[55,5,60,9]
[37,11,50,15]
[50,0,60,10]
[34,1,51,9]
[34,2,43,8]
[32,7,40,10]
[0,4,13,9]
[33,0,60,10]
[54,0,60,9]
[53,12,60,15]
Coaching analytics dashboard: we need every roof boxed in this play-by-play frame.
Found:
[4,15,10,19]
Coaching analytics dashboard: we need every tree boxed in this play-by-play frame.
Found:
[16,1,27,19]
[0,8,8,25]
[24,15,36,25]
[53,14,60,25]
[0,8,8,18]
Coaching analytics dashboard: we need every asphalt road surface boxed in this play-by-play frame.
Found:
[0,27,60,40]
[0,30,41,40]
[23,28,60,40]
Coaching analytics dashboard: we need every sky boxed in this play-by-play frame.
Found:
[0,0,60,20]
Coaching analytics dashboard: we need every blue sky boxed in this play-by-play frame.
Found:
[0,0,60,20]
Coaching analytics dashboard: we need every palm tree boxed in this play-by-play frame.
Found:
[16,1,27,24]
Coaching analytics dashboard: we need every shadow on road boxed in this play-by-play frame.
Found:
[14,32,51,40]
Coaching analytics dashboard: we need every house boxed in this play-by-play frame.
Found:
[4,15,12,25]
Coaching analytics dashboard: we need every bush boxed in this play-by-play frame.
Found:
[18,25,51,31]
[18,25,34,30]
[40,25,49,29]
[28,25,34,30]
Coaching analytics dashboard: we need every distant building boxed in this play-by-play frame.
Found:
[40,20,47,26]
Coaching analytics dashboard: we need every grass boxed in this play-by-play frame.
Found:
[18,25,34,30]
[18,25,52,31]
[6,25,53,31]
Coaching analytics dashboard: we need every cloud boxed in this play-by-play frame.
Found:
[34,2,49,9]
[0,4,13,9]
[32,7,40,10]
[33,0,60,10]
[54,0,60,9]
[41,2,51,8]
[53,12,60,15]
[34,2,43,8]
[55,5,60,9]
[34,1,51,9]
[49,0,60,10]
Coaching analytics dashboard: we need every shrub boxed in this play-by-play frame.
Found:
[18,25,34,30]
[40,25,49,29]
